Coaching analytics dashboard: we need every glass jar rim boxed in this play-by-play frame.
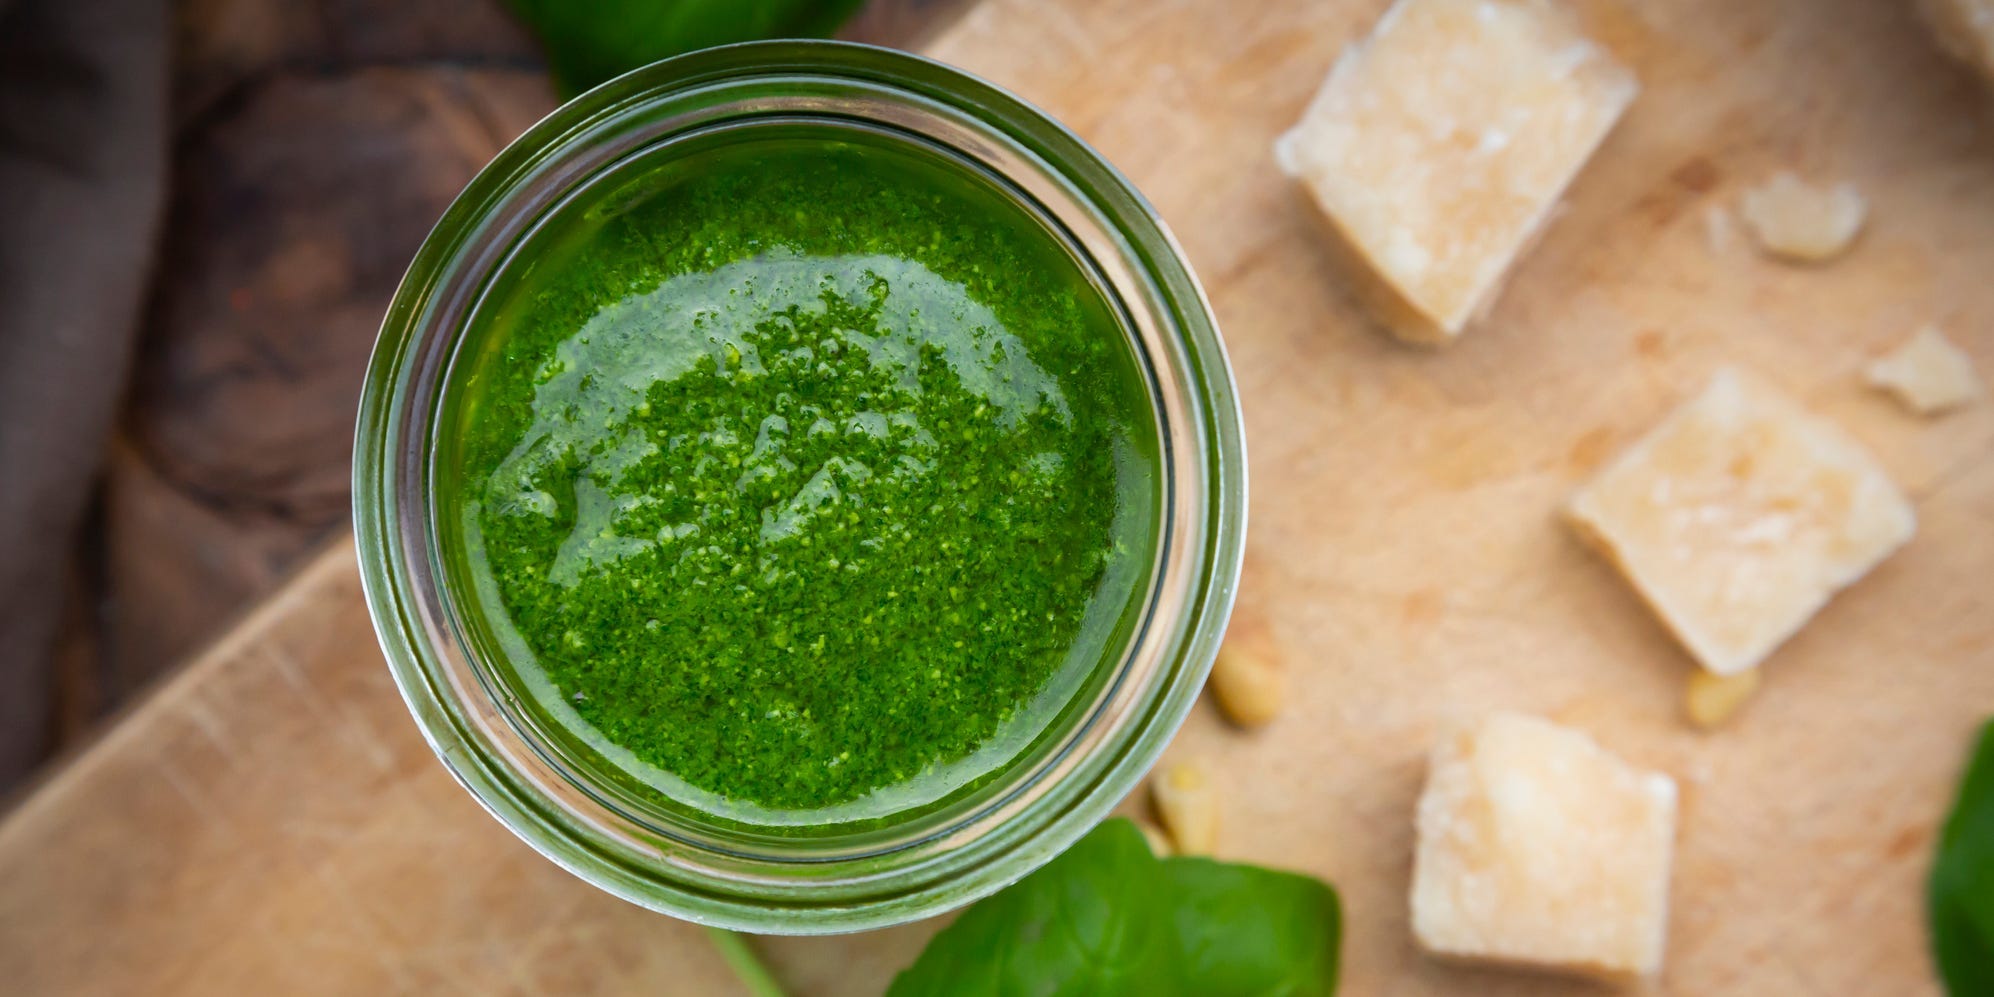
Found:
[354,39,1246,934]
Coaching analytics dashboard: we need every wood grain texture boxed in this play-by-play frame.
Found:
[107,65,556,701]
[0,541,754,995]
[8,0,1994,992]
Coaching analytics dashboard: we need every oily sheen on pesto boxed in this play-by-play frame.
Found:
[441,135,1159,817]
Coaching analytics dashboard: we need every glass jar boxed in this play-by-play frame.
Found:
[353,40,1245,934]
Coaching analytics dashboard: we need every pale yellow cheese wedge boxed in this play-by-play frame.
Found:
[1921,0,1994,81]
[1274,0,1637,344]
[1412,713,1677,979]
[1567,368,1915,676]
[1866,326,1983,416]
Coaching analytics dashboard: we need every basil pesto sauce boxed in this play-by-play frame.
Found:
[443,135,1157,816]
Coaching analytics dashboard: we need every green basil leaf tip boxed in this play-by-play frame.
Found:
[1932,719,1994,997]
[889,818,1341,995]
[504,0,867,97]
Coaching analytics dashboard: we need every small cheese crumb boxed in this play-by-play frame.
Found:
[1738,172,1866,263]
[1274,0,1638,344]
[1920,0,1994,80]
[1865,326,1983,416]
[1412,713,1677,979]
[1567,368,1915,676]
[1684,667,1761,729]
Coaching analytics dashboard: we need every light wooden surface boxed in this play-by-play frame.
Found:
[7,0,1994,992]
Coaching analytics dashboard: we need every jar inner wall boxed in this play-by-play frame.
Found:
[429,119,1167,844]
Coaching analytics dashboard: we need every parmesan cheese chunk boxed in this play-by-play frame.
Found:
[1738,173,1866,263]
[1567,368,1915,676]
[1865,326,1983,416]
[1921,0,1994,81]
[1273,0,1637,344]
[1412,713,1677,979]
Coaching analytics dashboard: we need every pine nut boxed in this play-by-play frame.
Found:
[1210,616,1286,728]
[1685,667,1761,729]
[1151,760,1219,856]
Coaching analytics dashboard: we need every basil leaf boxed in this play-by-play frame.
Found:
[888,819,1342,995]
[886,820,1176,996]
[1932,720,1994,996]
[1165,857,1342,995]
[504,0,866,97]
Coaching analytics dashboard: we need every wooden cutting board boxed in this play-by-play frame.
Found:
[5,0,1992,992]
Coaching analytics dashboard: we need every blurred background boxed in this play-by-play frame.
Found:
[0,0,972,795]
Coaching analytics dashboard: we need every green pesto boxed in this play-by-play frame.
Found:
[442,134,1156,814]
